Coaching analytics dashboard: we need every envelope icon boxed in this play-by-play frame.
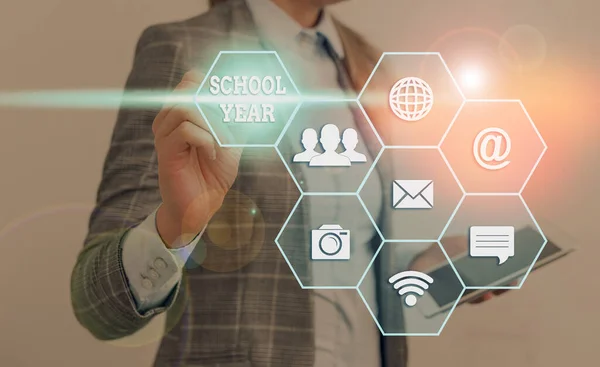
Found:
[392,180,434,209]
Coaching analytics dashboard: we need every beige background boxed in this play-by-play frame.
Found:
[0,0,597,366]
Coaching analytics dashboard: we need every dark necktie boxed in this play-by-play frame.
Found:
[314,31,382,172]
[316,31,407,367]
[315,32,356,96]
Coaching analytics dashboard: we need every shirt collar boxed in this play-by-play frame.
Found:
[245,0,345,58]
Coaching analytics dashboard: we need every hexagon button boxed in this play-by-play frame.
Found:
[441,100,547,193]
[195,51,300,147]
[276,194,381,288]
[440,195,547,289]
[358,52,465,147]
[360,148,464,241]
[359,241,464,335]
[277,101,382,193]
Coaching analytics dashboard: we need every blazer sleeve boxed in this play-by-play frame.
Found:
[69,24,189,340]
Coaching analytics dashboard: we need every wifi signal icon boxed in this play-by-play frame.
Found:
[388,271,434,307]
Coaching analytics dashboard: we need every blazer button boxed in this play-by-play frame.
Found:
[154,257,168,269]
[148,268,160,280]
[141,278,154,290]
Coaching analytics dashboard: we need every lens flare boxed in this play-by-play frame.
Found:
[458,65,486,91]
[499,25,547,72]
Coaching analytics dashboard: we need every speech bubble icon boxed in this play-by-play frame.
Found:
[469,226,515,265]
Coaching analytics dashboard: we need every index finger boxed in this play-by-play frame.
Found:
[181,69,205,84]
[153,70,205,132]
[167,69,247,146]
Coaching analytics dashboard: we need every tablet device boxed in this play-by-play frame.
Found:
[416,218,576,318]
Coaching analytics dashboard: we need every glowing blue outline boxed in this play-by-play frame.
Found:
[356,52,466,148]
[439,193,547,290]
[465,192,521,197]
[437,54,467,101]
[438,194,467,242]
[356,148,384,194]
[356,149,383,240]
[197,50,549,335]
[383,145,439,149]
[510,194,548,288]
[302,192,357,197]
[274,145,303,193]
[356,52,463,100]
[274,192,380,289]
[357,192,385,242]
[274,101,302,147]
[356,102,385,148]
[438,146,466,195]
[273,194,306,288]
[438,100,466,148]
[275,100,383,195]
[356,240,466,336]
[516,100,548,194]
[194,50,302,148]
[465,98,521,103]
[355,240,386,336]
[359,146,464,242]
[356,239,385,290]
[0,46,552,337]
[300,97,359,103]
[439,99,547,194]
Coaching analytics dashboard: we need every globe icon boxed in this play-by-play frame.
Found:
[388,77,434,121]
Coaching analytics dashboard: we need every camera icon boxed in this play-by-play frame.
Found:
[311,224,351,260]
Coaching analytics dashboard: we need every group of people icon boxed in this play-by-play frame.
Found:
[293,124,367,167]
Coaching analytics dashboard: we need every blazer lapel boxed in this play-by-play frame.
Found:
[334,17,409,367]
[334,17,397,231]
[223,0,263,49]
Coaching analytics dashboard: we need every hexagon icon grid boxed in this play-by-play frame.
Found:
[358,52,465,147]
[195,51,301,147]
[440,99,547,194]
[216,49,550,336]
[440,194,547,290]
[358,241,465,336]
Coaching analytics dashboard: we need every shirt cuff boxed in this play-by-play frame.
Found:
[121,207,204,313]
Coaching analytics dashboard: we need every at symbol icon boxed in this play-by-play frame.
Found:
[473,127,511,170]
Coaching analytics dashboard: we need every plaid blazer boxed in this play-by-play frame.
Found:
[70,0,408,366]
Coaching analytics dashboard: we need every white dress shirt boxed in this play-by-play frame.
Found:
[121,1,389,366]
[241,1,383,366]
